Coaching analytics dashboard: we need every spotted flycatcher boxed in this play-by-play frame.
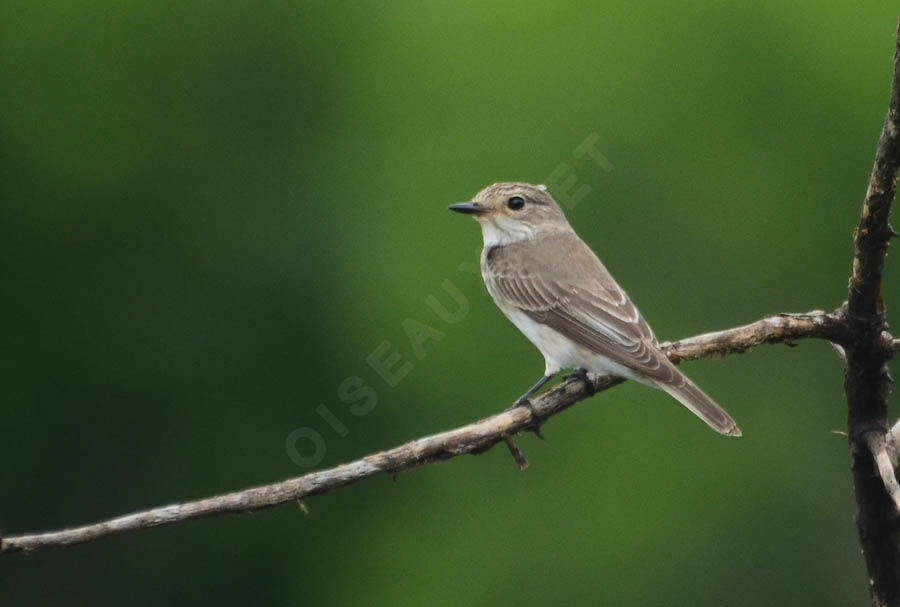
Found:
[449,182,740,436]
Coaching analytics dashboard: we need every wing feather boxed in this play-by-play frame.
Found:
[483,236,674,382]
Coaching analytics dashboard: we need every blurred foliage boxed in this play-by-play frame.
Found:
[2,1,899,605]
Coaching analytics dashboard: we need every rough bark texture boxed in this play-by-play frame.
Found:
[844,21,900,606]
[0,313,851,554]
[661,310,850,363]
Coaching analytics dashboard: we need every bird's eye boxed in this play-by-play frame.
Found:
[507,196,525,210]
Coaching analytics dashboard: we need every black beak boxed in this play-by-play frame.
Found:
[448,201,485,215]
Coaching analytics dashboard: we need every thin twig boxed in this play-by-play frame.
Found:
[661,310,850,363]
[0,311,851,555]
[503,436,530,470]
[831,342,849,365]
[890,419,900,468]
[886,335,900,352]
[863,431,900,512]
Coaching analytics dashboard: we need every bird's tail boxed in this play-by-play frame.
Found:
[655,371,742,437]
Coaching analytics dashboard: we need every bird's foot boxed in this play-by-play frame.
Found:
[563,367,590,384]
[506,397,545,439]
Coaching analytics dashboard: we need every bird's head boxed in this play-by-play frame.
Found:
[448,182,573,246]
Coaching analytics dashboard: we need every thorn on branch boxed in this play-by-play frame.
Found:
[524,409,547,440]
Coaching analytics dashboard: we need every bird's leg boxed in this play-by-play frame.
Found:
[506,373,556,438]
[508,374,555,410]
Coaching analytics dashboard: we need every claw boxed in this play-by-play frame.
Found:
[506,397,545,439]
[563,367,590,383]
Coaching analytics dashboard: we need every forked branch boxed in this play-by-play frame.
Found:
[841,18,900,607]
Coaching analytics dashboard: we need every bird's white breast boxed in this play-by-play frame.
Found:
[484,278,645,383]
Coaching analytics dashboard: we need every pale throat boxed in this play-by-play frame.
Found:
[477,216,570,247]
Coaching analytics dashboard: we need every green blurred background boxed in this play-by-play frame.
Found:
[2,1,898,604]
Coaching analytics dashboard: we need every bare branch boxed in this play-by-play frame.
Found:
[890,419,900,468]
[843,19,900,607]
[831,342,849,365]
[0,311,849,555]
[502,435,530,470]
[864,430,900,512]
[661,311,850,363]
[886,335,900,352]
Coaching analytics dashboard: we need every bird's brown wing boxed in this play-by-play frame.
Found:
[483,234,675,382]
[484,234,740,436]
